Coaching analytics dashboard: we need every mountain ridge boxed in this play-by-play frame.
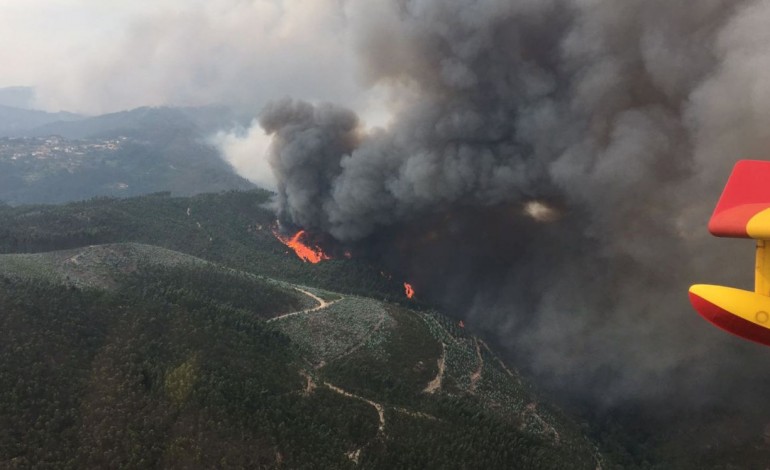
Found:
[0,105,255,206]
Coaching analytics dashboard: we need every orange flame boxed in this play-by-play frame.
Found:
[274,230,331,264]
[404,282,415,299]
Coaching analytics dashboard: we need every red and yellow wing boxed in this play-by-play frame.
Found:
[689,285,770,347]
[690,160,770,346]
[708,160,770,239]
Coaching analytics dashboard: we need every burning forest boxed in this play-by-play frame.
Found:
[7,0,770,465]
[273,227,331,264]
[404,282,415,300]
[257,0,770,429]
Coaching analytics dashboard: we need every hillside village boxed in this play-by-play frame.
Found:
[0,135,125,164]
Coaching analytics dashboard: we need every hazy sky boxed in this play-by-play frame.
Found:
[0,0,388,122]
[0,0,397,191]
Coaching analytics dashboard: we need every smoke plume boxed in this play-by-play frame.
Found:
[261,0,770,408]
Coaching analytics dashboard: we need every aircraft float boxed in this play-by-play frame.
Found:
[690,160,770,346]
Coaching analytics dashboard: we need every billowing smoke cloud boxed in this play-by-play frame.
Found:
[261,0,770,409]
[210,121,277,192]
[261,99,362,229]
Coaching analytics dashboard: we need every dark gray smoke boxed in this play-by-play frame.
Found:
[261,99,360,229]
[261,0,770,412]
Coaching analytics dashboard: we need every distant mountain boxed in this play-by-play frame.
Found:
[0,195,602,469]
[27,105,251,141]
[0,106,255,205]
[0,105,83,138]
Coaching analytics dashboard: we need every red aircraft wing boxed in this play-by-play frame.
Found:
[708,160,770,239]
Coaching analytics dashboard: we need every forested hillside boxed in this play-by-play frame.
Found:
[0,237,602,468]
[0,190,402,300]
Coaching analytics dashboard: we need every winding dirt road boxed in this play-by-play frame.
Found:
[469,339,484,392]
[423,342,446,394]
[325,382,386,435]
[267,287,338,323]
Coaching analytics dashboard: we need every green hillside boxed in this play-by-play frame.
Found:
[0,190,405,300]
[0,198,603,468]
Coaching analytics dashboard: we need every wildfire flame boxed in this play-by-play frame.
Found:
[404,282,415,299]
[274,229,331,264]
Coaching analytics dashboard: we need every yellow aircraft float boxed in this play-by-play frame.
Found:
[690,160,770,346]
